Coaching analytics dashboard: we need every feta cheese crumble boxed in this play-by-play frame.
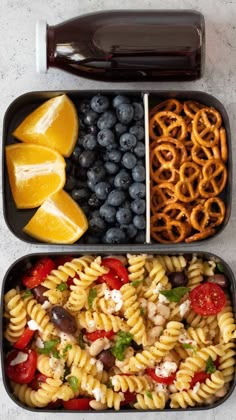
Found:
[27,320,42,332]
[92,387,105,402]
[179,299,191,317]
[104,289,123,312]
[155,361,177,378]
[10,352,28,366]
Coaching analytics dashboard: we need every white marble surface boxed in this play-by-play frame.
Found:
[0,0,236,419]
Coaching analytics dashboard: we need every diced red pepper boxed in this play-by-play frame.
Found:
[22,258,55,289]
[190,371,210,388]
[63,398,91,410]
[146,368,176,384]
[14,328,35,350]
[102,258,129,285]
[85,330,115,342]
[99,269,123,290]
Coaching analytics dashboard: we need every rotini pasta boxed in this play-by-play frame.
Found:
[4,289,27,343]
[134,391,166,409]
[187,256,204,289]
[111,374,152,393]
[155,255,187,273]
[77,310,128,333]
[121,283,147,345]
[217,297,236,343]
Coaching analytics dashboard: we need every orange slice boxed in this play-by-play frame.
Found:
[5,143,66,209]
[12,95,79,157]
[23,190,88,244]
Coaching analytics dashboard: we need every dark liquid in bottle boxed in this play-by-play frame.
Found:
[47,10,205,82]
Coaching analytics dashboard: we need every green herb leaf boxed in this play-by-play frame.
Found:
[51,350,60,359]
[145,391,153,399]
[205,356,216,374]
[22,289,32,299]
[216,262,224,273]
[62,344,72,357]
[111,331,133,361]
[67,376,79,392]
[77,332,85,349]
[159,287,190,303]
[107,379,113,389]
[88,288,97,309]
[131,280,142,287]
[57,282,68,292]
[140,307,145,316]
[183,343,197,354]
[38,338,60,355]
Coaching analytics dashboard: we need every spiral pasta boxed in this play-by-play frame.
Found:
[217,297,236,343]
[111,374,152,393]
[23,297,57,339]
[53,383,78,401]
[218,342,236,383]
[62,344,99,376]
[134,392,166,409]
[37,355,54,378]
[4,289,27,343]
[121,283,147,345]
[170,372,225,408]
[43,289,70,305]
[155,255,187,273]
[77,310,128,333]
[12,378,62,408]
[74,257,109,288]
[127,254,147,282]
[185,326,211,348]
[144,260,170,302]
[187,256,204,288]
[64,286,88,313]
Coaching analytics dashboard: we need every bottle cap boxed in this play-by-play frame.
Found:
[36,20,47,73]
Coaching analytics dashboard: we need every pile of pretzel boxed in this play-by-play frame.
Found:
[149,99,228,243]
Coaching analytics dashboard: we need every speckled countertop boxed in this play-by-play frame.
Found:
[0,0,236,419]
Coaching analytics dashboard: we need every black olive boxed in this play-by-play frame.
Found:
[168,272,188,287]
[130,340,143,352]
[207,274,229,288]
[50,306,77,334]
[97,350,115,370]
[32,285,48,304]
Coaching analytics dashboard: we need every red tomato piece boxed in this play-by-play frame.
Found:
[190,282,226,315]
[22,258,55,289]
[6,349,37,384]
[30,373,48,390]
[190,371,210,388]
[85,330,115,342]
[146,368,176,384]
[99,269,123,290]
[14,328,35,350]
[63,398,91,410]
[120,392,136,406]
[102,258,129,284]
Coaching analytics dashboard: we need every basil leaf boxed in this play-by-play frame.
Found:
[140,307,145,316]
[183,343,197,354]
[159,287,190,303]
[51,350,60,359]
[88,288,97,309]
[216,262,224,273]
[77,332,85,349]
[131,280,142,287]
[62,344,72,357]
[22,289,32,299]
[111,331,133,361]
[145,391,153,399]
[38,339,60,355]
[205,356,216,374]
[67,376,79,392]
[57,282,68,292]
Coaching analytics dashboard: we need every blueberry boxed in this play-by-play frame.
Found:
[83,110,99,125]
[78,99,90,114]
[89,215,106,233]
[114,123,128,137]
[82,134,97,150]
[129,182,146,199]
[121,224,137,239]
[87,165,106,184]
[104,162,119,175]
[133,215,146,230]
[88,193,103,208]
[97,129,115,148]
[116,103,134,125]
[65,159,73,174]
[77,133,86,148]
[119,133,137,151]
[134,142,145,158]
[132,165,145,182]
[87,179,96,192]
[97,111,117,130]
[76,167,87,181]
[132,102,144,120]
[107,149,122,163]
[131,198,146,214]
[99,204,116,223]
[122,200,131,210]
[65,175,76,191]
[129,125,145,141]
[90,94,109,113]
[103,228,126,244]
[72,146,83,163]
[114,170,132,190]
[116,208,132,225]
[112,95,131,108]
[107,189,126,206]
[79,150,96,168]
[71,188,90,201]
[95,182,111,200]
[122,152,137,170]
[87,125,98,136]
[134,230,146,243]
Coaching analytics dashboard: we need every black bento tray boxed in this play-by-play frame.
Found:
[2,90,232,250]
[1,250,235,412]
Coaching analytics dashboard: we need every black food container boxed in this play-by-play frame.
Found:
[1,250,235,412]
[2,90,232,250]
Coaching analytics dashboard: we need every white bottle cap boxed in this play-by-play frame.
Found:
[36,20,47,73]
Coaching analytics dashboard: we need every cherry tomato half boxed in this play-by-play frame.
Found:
[85,330,115,342]
[120,392,136,406]
[63,398,91,410]
[190,371,210,388]
[102,258,129,284]
[146,368,176,384]
[30,373,48,390]
[99,269,123,290]
[189,282,226,315]
[14,328,35,350]
[22,258,55,289]
[6,349,37,384]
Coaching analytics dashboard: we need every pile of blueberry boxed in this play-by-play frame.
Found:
[65,94,146,244]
